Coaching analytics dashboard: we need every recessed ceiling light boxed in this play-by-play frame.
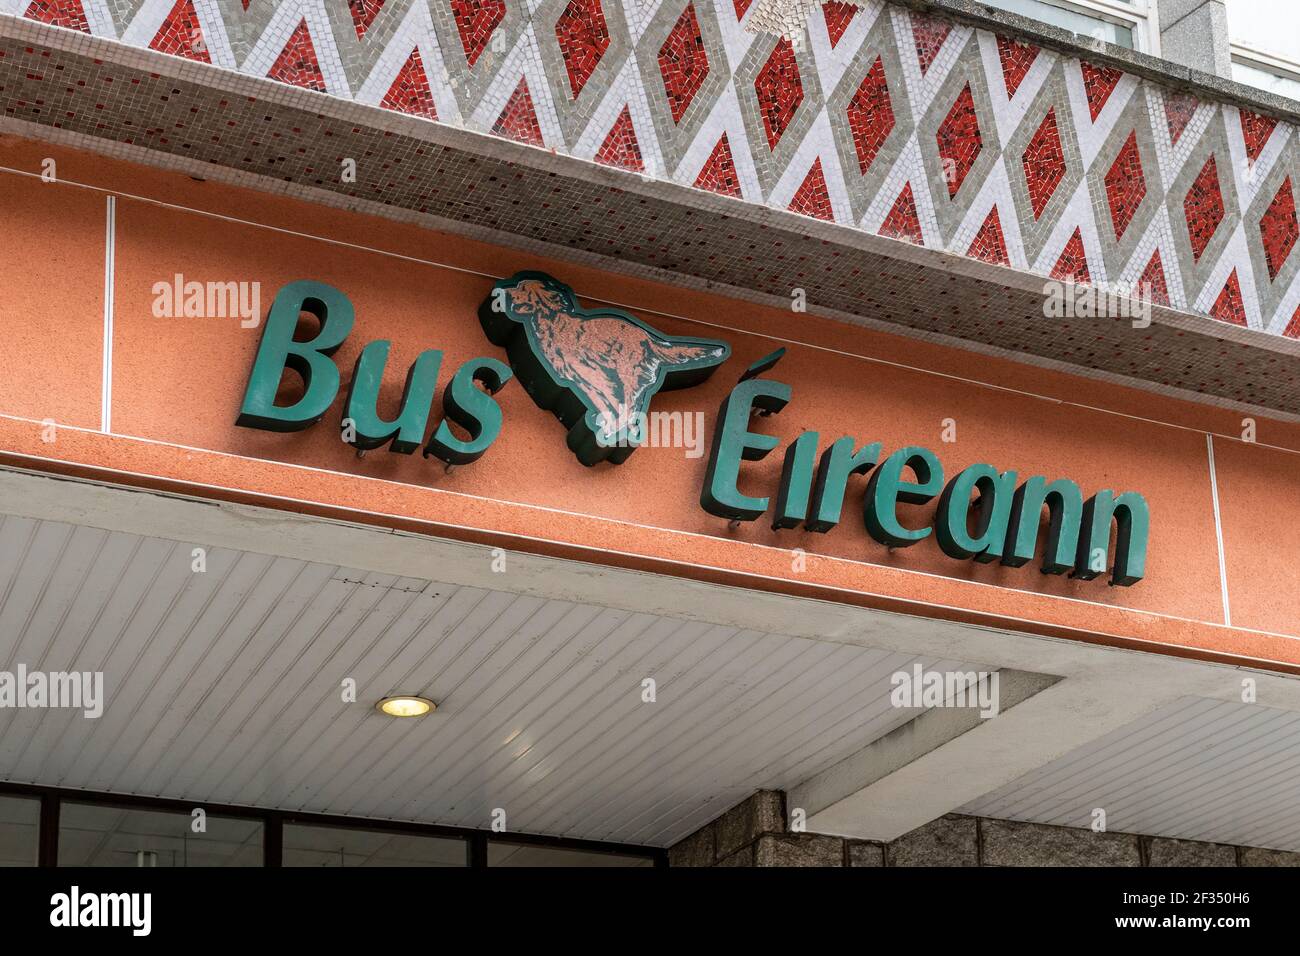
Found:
[376,695,436,718]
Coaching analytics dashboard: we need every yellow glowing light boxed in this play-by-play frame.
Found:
[376,695,436,718]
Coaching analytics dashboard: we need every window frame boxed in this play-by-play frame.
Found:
[1230,40,1300,101]
[0,781,665,869]
[983,0,1161,54]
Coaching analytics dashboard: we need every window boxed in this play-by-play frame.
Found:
[978,0,1158,53]
[283,823,468,867]
[0,795,39,867]
[57,802,263,867]
[488,840,655,867]
[0,785,663,867]
[1226,0,1300,101]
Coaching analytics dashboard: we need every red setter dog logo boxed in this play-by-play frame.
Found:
[479,272,730,465]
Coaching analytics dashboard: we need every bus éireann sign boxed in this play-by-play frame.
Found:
[236,275,1149,587]
[478,271,731,466]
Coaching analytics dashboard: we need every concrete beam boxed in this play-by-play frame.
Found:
[790,669,1057,825]
[793,671,1182,841]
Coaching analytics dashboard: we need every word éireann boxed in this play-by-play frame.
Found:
[237,280,512,465]
[701,374,1149,586]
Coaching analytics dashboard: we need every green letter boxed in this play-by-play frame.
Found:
[1073,490,1149,586]
[864,446,943,547]
[935,464,1018,562]
[772,430,820,530]
[237,280,353,431]
[1002,476,1083,575]
[344,342,443,453]
[806,437,882,533]
[426,357,513,465]
[700,379,790,522]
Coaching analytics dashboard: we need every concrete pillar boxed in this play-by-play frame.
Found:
[1146,836,1237,866]
[886,814,979,866]
[1159,0,1234,78]
[668,793,1300,866]
[667,791,885,867]
[980,818,1141,866]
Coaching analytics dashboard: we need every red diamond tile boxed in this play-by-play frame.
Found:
[348,0,385,39]
[1022,107,1065,219]
[846,55,893,176]
[936,83,981,199]
[1184,155,1224,262]
[879,182,923,244]
[149,0,210,64]
[380,47,437,121]
[967,206,1009,265]
[755,38,804,151]
[695,134,742,198]
[1163,92,1197,145]
[1051,228,1090,284]
[594,106,644,172]
[1260,176,1298,281]
[659,3,710,124]
[451,0,507,69]
[269,20,327,93]
[822,1,857,49]
[493,78,544,147]
[24,0,89,33]
[789,159,834,222]
[1104,130,1145,240]
[1285,304,1300,339]
[1210,269,1247,326]
[910,12,951,75]
[1239,108,1277,166]
[556,0,611,98]
[996,35,1038,98]
[1137,249,1170,306]
[733,0,753,19]
[1079,61,1122,121]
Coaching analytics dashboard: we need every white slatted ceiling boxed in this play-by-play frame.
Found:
[0,514,969,846]
[961,696,1300,851]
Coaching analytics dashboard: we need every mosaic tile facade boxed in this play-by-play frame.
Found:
[5,0,1300,339]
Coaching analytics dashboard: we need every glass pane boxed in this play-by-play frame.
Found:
[58,803,262,867]
[0,796,40,866]
[283,823,468,867]
[488,842,654,867]
[1232,60,1300,102]
[981,0,1136,49]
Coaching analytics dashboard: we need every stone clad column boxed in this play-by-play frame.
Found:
[668,791,1300,866]
[1159,0,1234,77]
[668,791,884,867]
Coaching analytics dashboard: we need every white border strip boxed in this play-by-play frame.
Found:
[100,194,115,434]
[1206,433,1232,627]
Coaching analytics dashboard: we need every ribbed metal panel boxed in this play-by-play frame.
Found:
[961,696,1300,851]
[0,514,966,846]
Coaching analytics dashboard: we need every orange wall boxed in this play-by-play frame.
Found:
[0,137,1297,672]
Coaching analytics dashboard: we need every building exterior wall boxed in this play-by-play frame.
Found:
[1,2,1299,865]
[7,0,1298,338]
[2,136,1299,673]
[669,791,1300,865]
